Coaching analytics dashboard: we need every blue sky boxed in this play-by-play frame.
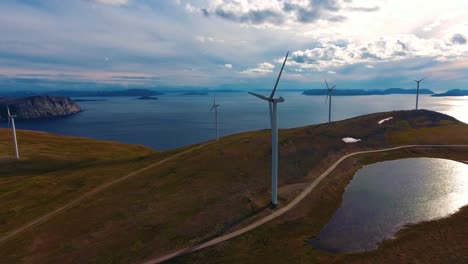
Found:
[0,0,467,91]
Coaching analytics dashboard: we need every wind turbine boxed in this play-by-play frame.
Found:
[414,75,430,110]
[324,80,336,123]
[248,51,289,208]
[7,106,19,160]
[210,88,220,141]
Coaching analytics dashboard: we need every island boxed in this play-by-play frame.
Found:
[0,96,82,120]
[302,88,434,96]
[135,96,158,100]
[431,89,468,97]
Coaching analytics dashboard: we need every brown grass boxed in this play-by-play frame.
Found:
[0,110,467,263]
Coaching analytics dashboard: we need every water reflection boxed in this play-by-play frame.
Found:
[310,158,468,253]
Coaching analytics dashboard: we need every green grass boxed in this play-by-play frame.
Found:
[0,110,467,263]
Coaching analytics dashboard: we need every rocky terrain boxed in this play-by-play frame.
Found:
[0,96,82,120]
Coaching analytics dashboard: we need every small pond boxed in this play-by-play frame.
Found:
[310,158,468,253]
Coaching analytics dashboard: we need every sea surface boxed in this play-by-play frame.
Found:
[1,92,467,150]
[310,158,468,253]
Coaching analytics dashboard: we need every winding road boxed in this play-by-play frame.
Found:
[142,144,468,264]
[0,144,466,262]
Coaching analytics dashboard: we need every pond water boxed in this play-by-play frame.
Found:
[310,158,468,253]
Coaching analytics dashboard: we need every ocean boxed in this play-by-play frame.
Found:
[1,92,466,150]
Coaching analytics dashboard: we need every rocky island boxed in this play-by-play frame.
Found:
[0,96,82,120]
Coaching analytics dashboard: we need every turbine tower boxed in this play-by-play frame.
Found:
[324,80,336,123]
[7,106,19,160]
[210,88,220,141]
[414,75,430,110]
[248,51,289,208]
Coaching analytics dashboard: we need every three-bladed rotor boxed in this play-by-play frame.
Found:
[324,79,336,104]
[414,75,430,83]
[248,51,289,104]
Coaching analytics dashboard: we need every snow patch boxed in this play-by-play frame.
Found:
[378,117,393,124]
[342,137,361,143]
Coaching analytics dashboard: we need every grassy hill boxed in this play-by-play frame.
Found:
[0,110,467,263]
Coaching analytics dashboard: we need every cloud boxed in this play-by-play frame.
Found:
[224,63,233,69]
[184,0,379,27]
[241,62,275,75]
[287,34,468,71]
[196,35,224,43]
[92,0,129,5]
[451,34,467,45]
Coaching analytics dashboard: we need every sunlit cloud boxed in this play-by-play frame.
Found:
[0,0,466,90]
[241,62,275,76]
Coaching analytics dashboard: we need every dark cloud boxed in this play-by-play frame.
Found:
[451,34,466,45]
[213,8,284,25]
[201,0,379,26]
[201,8,209,17]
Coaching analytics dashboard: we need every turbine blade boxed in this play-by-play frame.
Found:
[7,106,11,117]
[325,79,329,89]
[325,92,330,104]
[210,104,216,112]
[248,92,270,101]
[419,75,430,82]
[270,51,289,99]
[331,85,336,90]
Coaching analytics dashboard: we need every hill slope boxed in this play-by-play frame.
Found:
[0,110,467,263]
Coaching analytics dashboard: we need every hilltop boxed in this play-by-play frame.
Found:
[0,110,467,263]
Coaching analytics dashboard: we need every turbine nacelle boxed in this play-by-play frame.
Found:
[210,103,220,112]
[248,92,285,103]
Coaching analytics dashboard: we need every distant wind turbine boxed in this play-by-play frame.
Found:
[414,75,430,110]
[324,80,336,123]
[7,106,19,160]
[210,88,220,141]
[248,51,289,208]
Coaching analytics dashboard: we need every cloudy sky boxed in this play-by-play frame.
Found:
[0,0,467,91]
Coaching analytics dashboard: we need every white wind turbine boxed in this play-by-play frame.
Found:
[7,106,19,160]
[414,75,430,110]
[210,88,220,141]
[248,51,289,208]
[324,80,336,123]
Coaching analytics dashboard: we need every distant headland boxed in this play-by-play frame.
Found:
[302,88,434,96]
[0,96,82,120]
[0,89,164,98]
[431,89,468,97]
[135,96,158,100]
[179,92,208,96]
